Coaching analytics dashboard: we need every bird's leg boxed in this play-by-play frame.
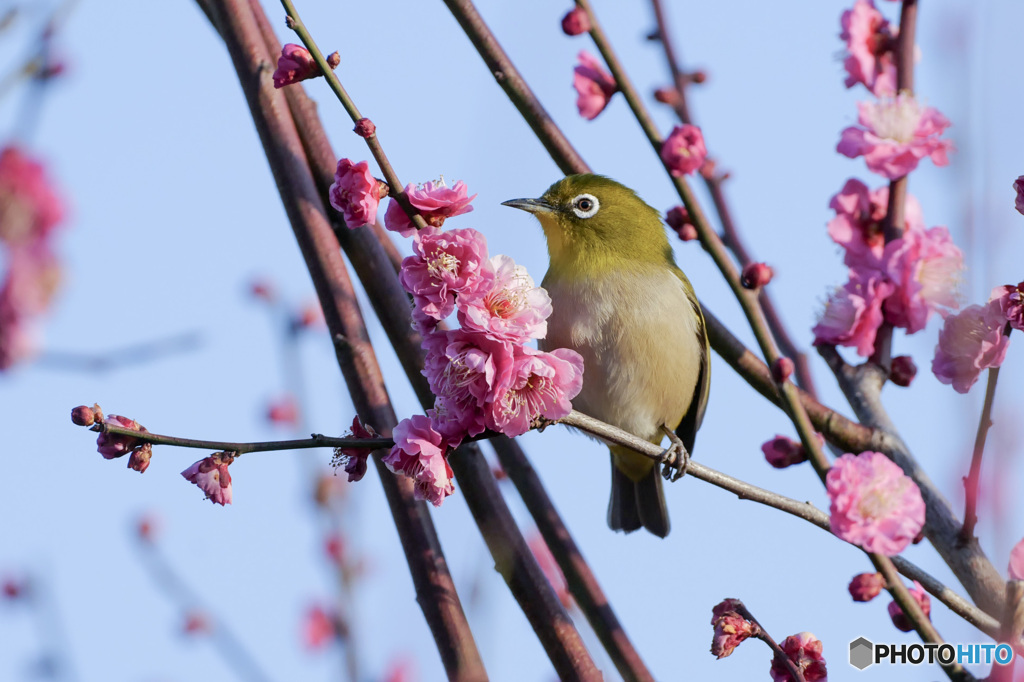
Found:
[530,416,559,433]
[659,424,690,482]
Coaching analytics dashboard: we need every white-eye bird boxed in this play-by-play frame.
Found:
[503,174,710,538]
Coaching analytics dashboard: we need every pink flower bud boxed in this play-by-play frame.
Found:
[887,581,931,632]
[771,357,794,383]
[761,435,807,469]
[560,7,590,36]
[325,533,345,566]
[661,124,707,176]
[266,395,299,426]
[96,414,146,459]
[353,118,376,138]
[770,632,828,682]
[249,278,275,302]
[689,69,707,84]
[741,262,773,289]
[71,404,95,426]
[889,355,917,387]
[325,51,341,70]
[710,599,758,659]
[1014,176,1024,216]
[848,572,885,602]
[127,443,152,474]
[653,87,680,106]
[137,515,158,543]
[303,604,340,649]
[573,51,616,120]
[2,577,27,600]
[273,44,319,88]
[183,610,211,635]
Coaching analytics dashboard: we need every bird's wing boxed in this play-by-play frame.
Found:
[674,268,710,455]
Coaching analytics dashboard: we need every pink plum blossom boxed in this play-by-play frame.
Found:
[660,124,707,177]
[303,605,338,649]
[710,599,758,659]
[266,394,299,426]
[399,227,494,322]
[770,632,828,682]
[457,255,552,343]
[96,414,147,459]
[827,178,924,270]
[422,329,514,440]
[328,158,379,228]
[887,581,931,632]
[931,302,1010,394]
[181,453,234,506]
[990,281,1024,332]
[882,226,963,334]
[1013,176,1024,216]
[333,416,377,482]
[272,44,339,88]
[1009,538,1024,581]
[0,146,64,246]
[383,178,476,238]
[383,415,455,507]
[127,443,152,474]
[573,51,617,120]
[812,268,895,357]
[840,0,897,96]
[486,346,584,437]
[837,94,953,179]
[848,572,885,602]
[826,451,925,556]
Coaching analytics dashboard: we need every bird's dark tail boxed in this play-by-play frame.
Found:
[607,458,670,538]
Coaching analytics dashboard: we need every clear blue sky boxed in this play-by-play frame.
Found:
[3,1,1024,680]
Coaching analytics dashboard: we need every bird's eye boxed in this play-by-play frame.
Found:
[571,193,600,219]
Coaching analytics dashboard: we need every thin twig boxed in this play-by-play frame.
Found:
[732,602,806,682]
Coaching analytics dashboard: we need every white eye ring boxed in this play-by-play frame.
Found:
[570,193,600,219]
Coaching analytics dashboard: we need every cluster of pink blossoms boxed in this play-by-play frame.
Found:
[0,146,65,370]
[814,178,963,357]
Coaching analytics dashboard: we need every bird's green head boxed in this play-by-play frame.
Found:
[502,174,672,279]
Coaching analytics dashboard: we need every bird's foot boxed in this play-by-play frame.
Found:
[659,425,690,482]
[530,416,558,433]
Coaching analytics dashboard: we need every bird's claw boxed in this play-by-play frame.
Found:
[530,416,557,433]
[659,425,690,482]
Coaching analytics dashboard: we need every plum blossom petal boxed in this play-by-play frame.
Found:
[328,158,379,228]
[399,228,494,322]
[486,346,584,437]
[770,632,828,682]
[932,302,1010,394]
[882,226,963,333]
[331,416,377,482]
[96,414,147,460]
[1013,175,1024,216]
[573,51,616,120]
[272,44,339,88]
[840,0,897,96]
[827,178,924,270]
[0,146,64,246]
[837,94,953,179]
[181,453,234,506]
[826,451,925,556]
[812,268,895,357]
[887,581,932,632]
[661,124,707,177]
[710,599,758,659]
[383,415,455,507]
[1008,537,1024,581]
[383,178,476,238]
[457,255,552,343]
[990,281,1024,332]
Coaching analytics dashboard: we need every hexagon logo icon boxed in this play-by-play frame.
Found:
[849,637,874,670]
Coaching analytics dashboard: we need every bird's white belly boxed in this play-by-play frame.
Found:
[540,268,703,443]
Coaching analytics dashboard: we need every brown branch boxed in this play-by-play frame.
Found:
[647,0,817,400]
[962,344,1007,541]
[731,602,806,682]
[200,3,487,679]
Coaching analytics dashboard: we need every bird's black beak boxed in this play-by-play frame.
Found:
[501,197,556,214]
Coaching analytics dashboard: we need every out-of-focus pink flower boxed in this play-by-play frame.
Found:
[761,436,807,469]
[137,514,158,543]
[182,610,211,636]
[325,533,345,566]
[837,95,953,179]
[1013,176,1024,216]
[383,178,476,238]
[0,146,64,246]
[249,278,276,303]
[399,228,494,322]
[882,226,963,334]
[127,443,153,473]
[889,355,917,387]
[826,451,925,556]
[292,302,324,331]
[840,0,897,96]
[990,281,1024,332]
[272,44,338,88]
[931,302,1010,394]
[887,581,931,632]
[740,262,773,290]
[1009,537,1024,581]
[383,415,455,507]
[573,51,617,120]
[661,124,707,177]
[710,599,758,659]
[457,255,552,343]
[181,453,234,506]
[665,206,697,241]
[812,268,895,357]
[2,576,28,600]
[561,7,590,36]
[527,533,571,607]
[2,243,61,316]
[333,416,377,482]
[423,329,514,440]
[314,473,346,508]
[328,158,379,228]
[96,414,146,459]
[486,346,584,438]
[827,178,924,270]
[303,605,338,650]
[382,658,416,682]
[770,632,828,682]
[266,394,299,426]
[848,572,885,602]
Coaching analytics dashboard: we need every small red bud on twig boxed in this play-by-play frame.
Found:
[72,405,96,426]
[654,87,680,106]
[741,262,773,289]
[353,117,376,138]
[688,69,708,84]
[326,51,341,70]
[771,357,794,383]
[560,8,590,36]
[890,355,917,387]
